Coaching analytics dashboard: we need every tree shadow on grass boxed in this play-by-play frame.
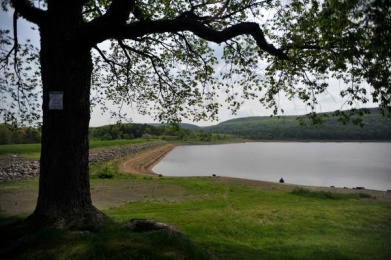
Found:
[0,215,212,259]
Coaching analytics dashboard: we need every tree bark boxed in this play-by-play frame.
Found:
[29,6,109,229]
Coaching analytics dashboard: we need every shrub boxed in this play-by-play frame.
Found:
[291,187,373,200]
[97,167,115,179]
[358,192,372,199]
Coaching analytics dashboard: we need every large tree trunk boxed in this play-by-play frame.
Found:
[29,5,109,229]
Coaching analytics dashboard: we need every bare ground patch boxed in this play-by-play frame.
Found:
[0,179,189,216]
[91,179,188,210]
[0,185,38,215]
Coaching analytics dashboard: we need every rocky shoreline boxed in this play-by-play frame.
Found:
[0,141,166,181]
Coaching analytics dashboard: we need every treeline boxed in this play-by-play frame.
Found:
[0,122,226,145]
[89,123,163,140]
[0,124,41,144]
[89,123,226,142]
[204,108,391,141]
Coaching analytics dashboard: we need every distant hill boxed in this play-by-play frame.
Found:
[148,122,201,130]
[177,123,201,130]
[203,108,391,141]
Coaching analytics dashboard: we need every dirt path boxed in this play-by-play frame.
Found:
[119,143,176,175]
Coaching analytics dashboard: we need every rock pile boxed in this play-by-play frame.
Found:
[0,141,166,181]
[88,141,165,163]
[0,154,39,181]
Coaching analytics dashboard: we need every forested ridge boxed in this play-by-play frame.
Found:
[204,108,391,141]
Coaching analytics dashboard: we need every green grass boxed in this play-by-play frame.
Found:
[1,173,391,259]
[0,139,152,160]
[89,139,153,149]
[105,177,391,259]
[0,143,41,159]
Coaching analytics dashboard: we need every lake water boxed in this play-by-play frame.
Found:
[153,142,391,191]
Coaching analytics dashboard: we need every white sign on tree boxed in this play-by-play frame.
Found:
[49,91,64,110]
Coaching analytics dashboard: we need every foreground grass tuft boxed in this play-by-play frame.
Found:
[95,167,115,179]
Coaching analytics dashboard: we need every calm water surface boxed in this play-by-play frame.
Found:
[153,142,391,191]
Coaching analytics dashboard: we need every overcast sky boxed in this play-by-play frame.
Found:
[1,7,375,127]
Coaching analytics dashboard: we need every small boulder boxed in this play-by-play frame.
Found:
[124,219,188,240]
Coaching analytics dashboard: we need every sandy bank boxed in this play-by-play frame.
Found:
[119,143,176,175]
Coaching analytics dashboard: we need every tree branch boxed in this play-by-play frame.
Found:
[87,0,139,31]
[102,0,135,23]
[84,18,289,60]
[10,0,46,25]
[12,11,20,78]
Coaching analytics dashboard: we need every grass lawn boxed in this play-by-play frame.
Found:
[106,177,391,259]
[0,143,41,160]
[0,139,153,160]
[1,175,390,259]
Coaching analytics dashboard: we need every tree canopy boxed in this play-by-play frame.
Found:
[1,0,390,126]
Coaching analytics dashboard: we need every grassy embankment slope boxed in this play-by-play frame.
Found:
[1,140,391,259]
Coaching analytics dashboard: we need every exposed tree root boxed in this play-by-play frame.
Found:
[27,205,112,231]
